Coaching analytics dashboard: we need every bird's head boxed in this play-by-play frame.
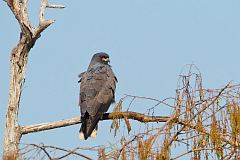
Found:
[91,52,110,65]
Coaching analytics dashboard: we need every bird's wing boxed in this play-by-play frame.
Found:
[97,65,117,113]
[79,64,117,117]
[79,64,117,139]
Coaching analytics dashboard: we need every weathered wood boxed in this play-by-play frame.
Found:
[3,34,30,160]
[21,112,170,135]
[3,0,64,159]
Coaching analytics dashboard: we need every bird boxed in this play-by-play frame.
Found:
[78,52,117,140]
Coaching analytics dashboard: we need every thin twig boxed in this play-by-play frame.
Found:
[171,147,215,160]
[47,4,65,8]
[26,144,93,160]
[29,144,52,159]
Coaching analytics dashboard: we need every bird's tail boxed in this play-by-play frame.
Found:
[79,113,100,140]
[79,127,97,140]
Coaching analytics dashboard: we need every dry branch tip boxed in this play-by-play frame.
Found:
[47,4,65,8]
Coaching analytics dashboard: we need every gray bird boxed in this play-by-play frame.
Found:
[78,53,117,140]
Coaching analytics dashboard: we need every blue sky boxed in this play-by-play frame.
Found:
[1,0,240,159]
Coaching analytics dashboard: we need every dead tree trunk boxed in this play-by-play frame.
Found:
[3,0,64,159]
[3,34,31,160]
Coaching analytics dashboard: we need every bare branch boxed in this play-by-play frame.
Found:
[33,0,65,38]
[172,147,215,160]
[47,4,65,9]
[39,0,48,23]
[21,112,170,135]
[21,117,79,135]
[6,0,33,35]
[22,144,93,160]
[28,144,52,159]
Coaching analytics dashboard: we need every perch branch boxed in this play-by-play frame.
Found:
[21,112,170,135]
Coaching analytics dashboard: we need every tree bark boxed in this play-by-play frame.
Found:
[3,34,31,160]
[3,0,64,159]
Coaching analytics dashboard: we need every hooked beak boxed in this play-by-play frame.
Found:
[102,57,110,63]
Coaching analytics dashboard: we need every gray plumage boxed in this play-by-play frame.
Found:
[79,52,117,140]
